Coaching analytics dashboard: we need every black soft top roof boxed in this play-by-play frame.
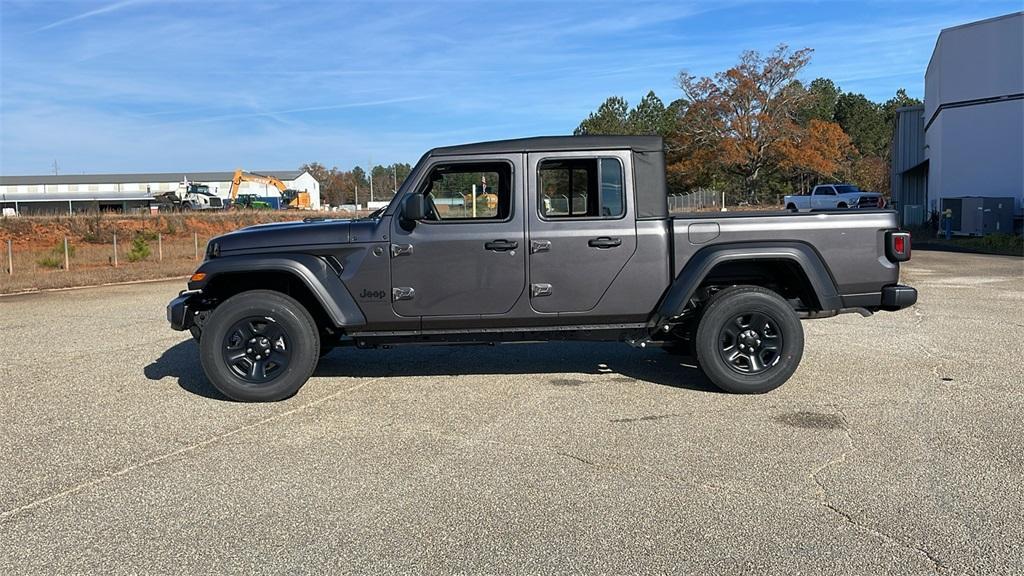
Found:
[417,135,668,220]
[430,135,663,156]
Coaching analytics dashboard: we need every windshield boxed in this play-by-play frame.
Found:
[834,185,861,194]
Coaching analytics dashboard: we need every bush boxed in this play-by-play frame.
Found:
[127,236,151,262]
[37,240,74,268]
[37,255,62,269]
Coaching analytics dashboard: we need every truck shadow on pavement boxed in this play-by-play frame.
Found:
[145,339,717,401]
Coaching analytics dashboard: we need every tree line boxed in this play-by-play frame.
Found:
[298,162,413,207]
[575,45,921,204]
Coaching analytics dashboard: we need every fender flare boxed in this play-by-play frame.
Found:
[189,253,367,328]
[652,242,841,327]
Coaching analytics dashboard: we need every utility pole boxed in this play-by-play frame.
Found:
[393,164,398,195]
[368,158,374,203]
[52,160,59,175]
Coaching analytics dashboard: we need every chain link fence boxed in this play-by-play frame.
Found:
[2,232,205,293]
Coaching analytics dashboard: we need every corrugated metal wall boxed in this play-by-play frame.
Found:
[891,106,928,226]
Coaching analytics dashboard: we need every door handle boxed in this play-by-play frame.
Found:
[391,243,413,257]
[392,287,415,301]
[484,239,518,252]
[588,237,622,249]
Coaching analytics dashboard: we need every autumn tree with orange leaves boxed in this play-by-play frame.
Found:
[576,44,920,206]
[778,119,856,194]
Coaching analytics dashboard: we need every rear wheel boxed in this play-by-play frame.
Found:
[786,203,798,212]
[694,286,803,394]
[199,290,320,402]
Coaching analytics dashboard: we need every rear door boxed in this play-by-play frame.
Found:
[389,155,526,317]
[526,150,637,313]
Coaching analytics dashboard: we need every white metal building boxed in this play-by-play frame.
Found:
[893,12,1023,230]
[0,170,321,214]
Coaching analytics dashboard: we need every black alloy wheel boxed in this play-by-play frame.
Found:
[718,312,783,374]
[222,316,292,383]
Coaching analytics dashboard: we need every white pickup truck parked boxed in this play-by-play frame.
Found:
[784,184,885,212]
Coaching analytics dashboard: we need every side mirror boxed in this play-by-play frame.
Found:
[399,194,426,231]
[402,194,426,221]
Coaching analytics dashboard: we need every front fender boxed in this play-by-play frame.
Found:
[188,253,367,328]
[651,242,842,327]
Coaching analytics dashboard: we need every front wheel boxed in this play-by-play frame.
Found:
[694,286,803,394]
[199,290,320,402]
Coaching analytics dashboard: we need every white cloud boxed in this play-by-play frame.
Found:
[34,0,145,32]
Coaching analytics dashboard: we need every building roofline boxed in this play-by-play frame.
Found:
[0,170,306,186]
[894,104,925,113]
[929,12,1024,71]
[938,11,1023,35]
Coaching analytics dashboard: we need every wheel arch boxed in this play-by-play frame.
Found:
[652,242,841,327]
[190,253,367,329]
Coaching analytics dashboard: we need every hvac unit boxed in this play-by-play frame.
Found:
[941,197,1015,236]
[902,204,925,227]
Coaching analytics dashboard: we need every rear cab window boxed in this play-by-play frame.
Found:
[538,158,624,219]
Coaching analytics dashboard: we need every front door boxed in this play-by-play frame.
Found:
[390,155,526,317]
[526,151,637,313]
[811,186,836,209]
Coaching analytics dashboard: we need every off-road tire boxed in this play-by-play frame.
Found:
[199,290,320,402]
[694,286,803,394]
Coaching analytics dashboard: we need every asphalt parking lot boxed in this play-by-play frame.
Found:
[1,250,1021,575]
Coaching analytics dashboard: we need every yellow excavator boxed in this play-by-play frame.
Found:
[228,169,310,209]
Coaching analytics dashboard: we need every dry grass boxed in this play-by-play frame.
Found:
[0,210,357,294]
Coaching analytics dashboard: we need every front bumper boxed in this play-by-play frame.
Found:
[881,284,917,311]
[166,290,200,331]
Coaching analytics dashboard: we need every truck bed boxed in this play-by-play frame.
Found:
[669,209,901,306]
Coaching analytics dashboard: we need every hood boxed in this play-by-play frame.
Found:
[213,218,354,252]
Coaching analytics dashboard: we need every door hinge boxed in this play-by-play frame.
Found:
[531,283,552,297]
[391,243,413,257]
[392,287,415,301]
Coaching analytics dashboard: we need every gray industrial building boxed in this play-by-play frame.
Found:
[892,12,1023,234]
[0,170,321,214]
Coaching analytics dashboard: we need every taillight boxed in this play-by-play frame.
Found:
[879,197,886,209]
[886,231,911,262]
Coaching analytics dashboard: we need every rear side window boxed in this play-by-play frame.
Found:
[538,158,624,218]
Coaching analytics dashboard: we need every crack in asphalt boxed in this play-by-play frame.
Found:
[808,405,951,574]
[0,378,380,522]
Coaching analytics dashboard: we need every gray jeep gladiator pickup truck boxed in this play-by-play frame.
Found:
[167,136,916,402]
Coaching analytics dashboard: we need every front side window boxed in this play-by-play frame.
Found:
[420,162,512,221]
[538,157,624,218]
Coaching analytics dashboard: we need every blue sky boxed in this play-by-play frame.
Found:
[1,0,1020,175]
